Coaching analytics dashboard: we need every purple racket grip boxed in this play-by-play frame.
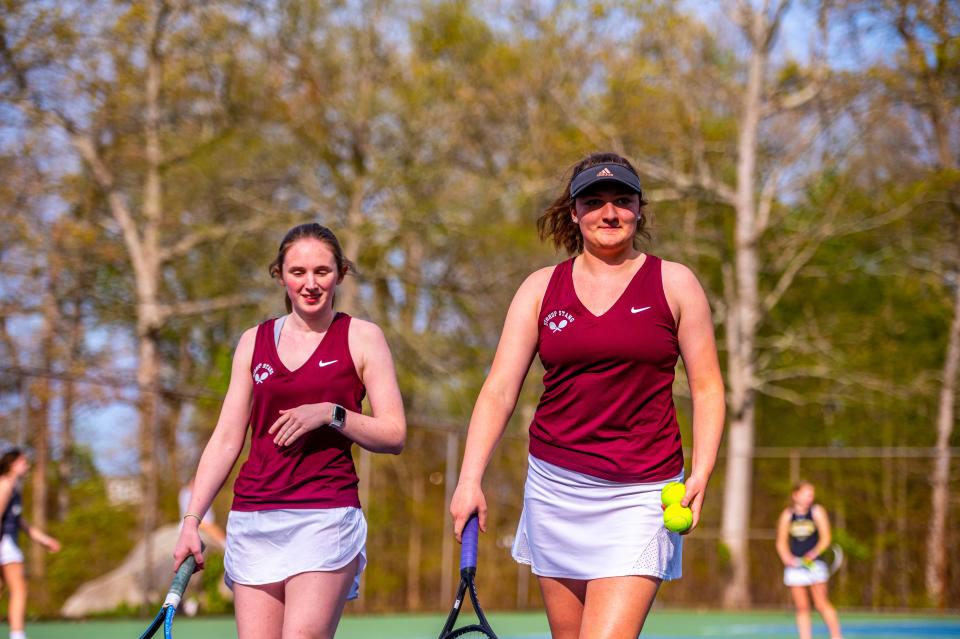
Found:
[460,514,479,571]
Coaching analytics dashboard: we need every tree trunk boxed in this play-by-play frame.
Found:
[57,303,83,520]
[440,431,459,607]
[720,5,766,608]
[337,174,368,317]
[406,465,424,611]
[137,1,169,602]
[28,377,50,581]
[30,279,58,581]
[871,450,893,607]
[137,332,161,601]
[925,280,960,606]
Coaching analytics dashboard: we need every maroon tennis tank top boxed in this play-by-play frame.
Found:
[529,255,684,483]
[232,312,365,511]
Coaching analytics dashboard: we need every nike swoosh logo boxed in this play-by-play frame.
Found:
[631,306,651,314]
[318,360,338,367]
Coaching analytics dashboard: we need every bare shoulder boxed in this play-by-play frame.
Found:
[347,316,386,342]
[518,265,557,295]
[233,326,259,363]
[513,264,557,304]
[237,325,259,347]
[509,265,559,318]
[660,259,704,292]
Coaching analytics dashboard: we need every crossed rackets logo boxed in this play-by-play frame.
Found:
[253,362,274,384]
[543,309,575,333]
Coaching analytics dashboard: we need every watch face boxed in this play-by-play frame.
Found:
[334,405,347,422]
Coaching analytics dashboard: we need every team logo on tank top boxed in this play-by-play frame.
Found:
[543,309,575,333]
[789,518,816,540]
[252,362,274,384]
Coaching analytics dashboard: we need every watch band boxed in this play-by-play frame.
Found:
[330,404,347,431]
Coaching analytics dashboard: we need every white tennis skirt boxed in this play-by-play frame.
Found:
[0,535,23,565]
[784,559,829,586]
[512,455,684,581]
[224,507,367,599]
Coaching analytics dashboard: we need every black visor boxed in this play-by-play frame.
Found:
[570,163,643,198]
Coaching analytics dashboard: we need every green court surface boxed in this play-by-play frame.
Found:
[9,610,960,638]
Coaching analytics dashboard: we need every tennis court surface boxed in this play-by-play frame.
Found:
[11,610,959,638]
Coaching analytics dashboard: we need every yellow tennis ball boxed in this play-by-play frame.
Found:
[663,503,693,533]
[661,482,686,507]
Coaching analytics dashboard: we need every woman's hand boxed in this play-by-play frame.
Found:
[269,403,332,446]
[680,473,709,535]
[450,480,488,543]
[173,521,205,573]
[39,532,61,553]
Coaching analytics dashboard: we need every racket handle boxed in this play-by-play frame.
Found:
[164,555,195,608]
[460,514,479,572]
[164,552,199,609]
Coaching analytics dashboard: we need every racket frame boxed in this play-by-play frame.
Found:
[437,517,498,639]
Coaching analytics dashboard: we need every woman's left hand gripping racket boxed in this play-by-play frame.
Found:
[438,515,499,639]
[138,549,202,639]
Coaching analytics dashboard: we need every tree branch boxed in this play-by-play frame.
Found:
[160,294,255,321]
[157,216,281,262]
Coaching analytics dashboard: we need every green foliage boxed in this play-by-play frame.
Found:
[44,476,139,613]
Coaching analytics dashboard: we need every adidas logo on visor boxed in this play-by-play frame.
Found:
[597,167,614,177]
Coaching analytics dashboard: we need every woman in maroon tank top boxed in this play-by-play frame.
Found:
[450,153,725,638]
[172,223,406,639]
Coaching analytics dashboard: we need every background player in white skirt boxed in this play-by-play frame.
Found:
[776,481,844,639]
[0,448,61,639]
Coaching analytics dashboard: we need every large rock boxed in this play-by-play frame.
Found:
[61,524,227,618]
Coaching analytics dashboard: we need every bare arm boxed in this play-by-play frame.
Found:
[449,267,551,538]
[21,520,61,552]
[268,319,406,454]
[776,508,796,566]
[337,319,406,453]
[0,478,14,517]
[664,261,725,532]
[174,326,256,570]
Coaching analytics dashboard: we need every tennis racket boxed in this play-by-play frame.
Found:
[138,553,199,639]
[437,515,498,639]
[801,543,844,576]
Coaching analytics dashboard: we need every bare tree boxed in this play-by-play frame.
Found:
[1,2,268,596]
[872,0,960,608]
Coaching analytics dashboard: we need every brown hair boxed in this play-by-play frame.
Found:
[537,152,649,255]
[0,449,24,476]
[268,223,355,313]
[792,480,814,494]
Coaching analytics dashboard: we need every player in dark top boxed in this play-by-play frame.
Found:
[173,223,406,639]
[0,448,61,639]
[776,481,844,639]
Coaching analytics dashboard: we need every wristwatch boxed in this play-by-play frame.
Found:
[330,404,347,431]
